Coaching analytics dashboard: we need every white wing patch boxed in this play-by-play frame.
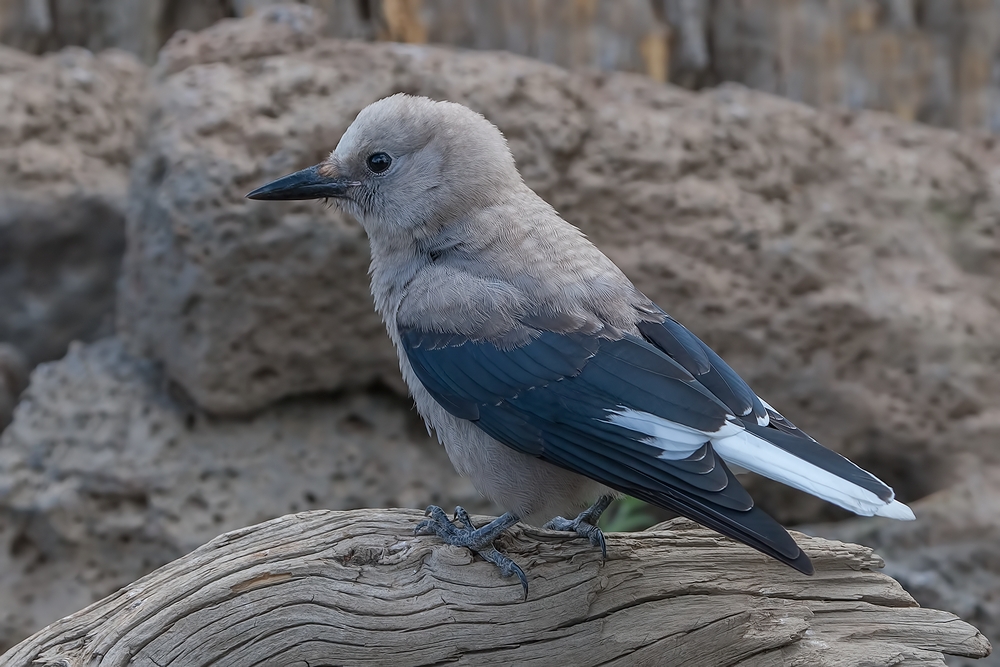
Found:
[605,407,742,459]
[604,407,715,459]
[603,405,915,520]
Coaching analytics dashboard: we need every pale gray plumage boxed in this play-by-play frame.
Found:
[248,93,914,593]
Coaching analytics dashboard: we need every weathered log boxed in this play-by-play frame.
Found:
[2,509,990,666]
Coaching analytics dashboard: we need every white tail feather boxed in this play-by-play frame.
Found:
[604,406,914,521]
[712,430,914,520]
[874,499,916,520]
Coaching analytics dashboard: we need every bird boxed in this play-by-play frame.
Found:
[247,93,915,595]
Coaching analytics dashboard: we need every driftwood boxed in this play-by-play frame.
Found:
[2,509,990,666]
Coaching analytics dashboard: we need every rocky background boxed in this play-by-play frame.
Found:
[0,3,999,664]
[5,0,1000,132]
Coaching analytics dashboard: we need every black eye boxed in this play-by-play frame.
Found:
[367,152,392,173]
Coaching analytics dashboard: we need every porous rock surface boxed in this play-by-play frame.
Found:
[118,7,1000,520]
[0,338,488,652]
[0,344,28,431]
[0,44,146,367]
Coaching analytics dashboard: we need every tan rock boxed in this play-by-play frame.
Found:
[0,338,491,652]
[0,45,146,366]
[152,3,327,78]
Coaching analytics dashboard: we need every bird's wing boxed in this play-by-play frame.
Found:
[635,311,912,522]
[400,323,818,573]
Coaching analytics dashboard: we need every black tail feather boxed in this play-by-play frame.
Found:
[626,458,814,575]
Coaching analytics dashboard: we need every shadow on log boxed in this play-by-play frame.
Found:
[2,509,990,666]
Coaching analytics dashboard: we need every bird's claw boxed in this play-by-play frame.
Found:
[414,505,459,540]
[543,514,607,558]
[414,505,526,597]
[543,496,615,559]
[477,545,528,599]
[453,505,477,530]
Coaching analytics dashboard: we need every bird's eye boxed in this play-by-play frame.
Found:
[367,152,392,174]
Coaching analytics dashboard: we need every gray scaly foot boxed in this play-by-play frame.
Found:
[414,505,527,597]
[543,494,615,559]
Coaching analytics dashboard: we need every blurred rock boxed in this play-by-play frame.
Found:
[8,1,1000,132]
[0,337,490,652]
[0,0,228,63]
[804,468,1000,667]
[0,45,146,367]
[0,344,28,431]
[118,14,1000,523]
[152,3,327,78]
[118,11,402,415]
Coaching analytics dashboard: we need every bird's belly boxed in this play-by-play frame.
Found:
[417,392,611,522]
[447,426,612,523]
[393,337,613,522]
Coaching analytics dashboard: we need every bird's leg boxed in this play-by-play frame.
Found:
[543,494,616,559]
[414,505,528,596]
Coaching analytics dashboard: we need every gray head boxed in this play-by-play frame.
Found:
[247,94,520,240]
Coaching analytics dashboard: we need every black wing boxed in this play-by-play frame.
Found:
[401,326,814,574]
[639,312,894,503]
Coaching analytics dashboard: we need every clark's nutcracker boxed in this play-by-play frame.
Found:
[248,94,914,593]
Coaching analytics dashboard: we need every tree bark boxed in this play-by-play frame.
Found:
[2,509,990,666]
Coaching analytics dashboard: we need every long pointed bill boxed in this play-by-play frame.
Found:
[246,164,358,201]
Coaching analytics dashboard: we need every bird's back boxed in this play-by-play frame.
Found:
[393,184,656,347]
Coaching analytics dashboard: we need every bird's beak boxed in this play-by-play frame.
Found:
[245,163,359,201]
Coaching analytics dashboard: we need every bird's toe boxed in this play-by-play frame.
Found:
[543,511,608,559]
[453,506,477,530]
[414,504,458,539]
[413,510,526,595]
[478,545,529,598]
[542,515,575,531]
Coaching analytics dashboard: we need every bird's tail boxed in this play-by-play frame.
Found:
[712,421,915,521]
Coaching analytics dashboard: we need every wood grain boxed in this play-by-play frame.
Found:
[2,509,990,666]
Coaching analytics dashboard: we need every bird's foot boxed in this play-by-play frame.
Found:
[543,494,615,559]
[414,506,527,597]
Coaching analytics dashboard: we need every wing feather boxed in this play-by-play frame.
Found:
[400,326,813,573]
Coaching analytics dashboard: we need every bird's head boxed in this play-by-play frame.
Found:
[247,94,520,240]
